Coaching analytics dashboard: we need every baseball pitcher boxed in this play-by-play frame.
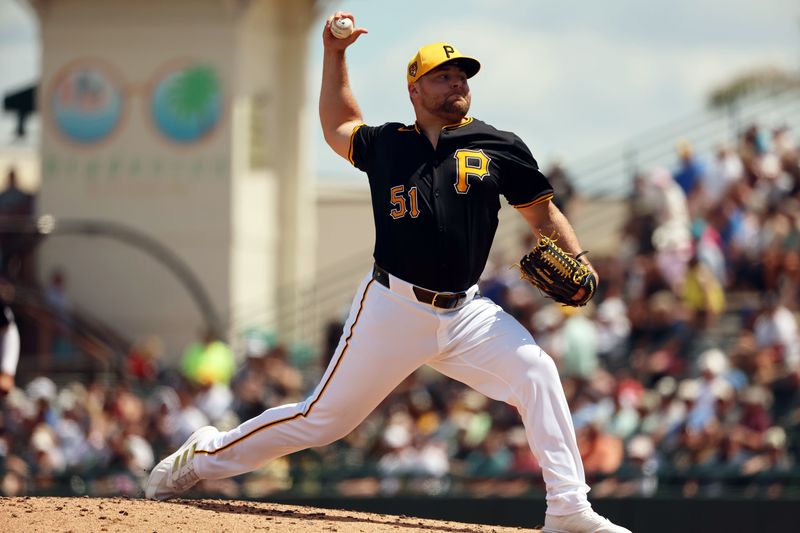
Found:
[147,11,631,533]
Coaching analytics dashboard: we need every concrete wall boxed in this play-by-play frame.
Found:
[32,0,316,358]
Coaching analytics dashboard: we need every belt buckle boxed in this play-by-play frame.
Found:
[432,292,465,309]
[431,292,443,308]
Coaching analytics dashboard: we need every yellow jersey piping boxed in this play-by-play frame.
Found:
[401,117,472,134]
[512,192,554,209]
[347,123,365,166]
[442,117,473,130]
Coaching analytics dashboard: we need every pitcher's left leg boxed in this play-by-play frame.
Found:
[428,297,589,516]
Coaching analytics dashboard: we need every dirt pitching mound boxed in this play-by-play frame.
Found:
[0,497,538,532]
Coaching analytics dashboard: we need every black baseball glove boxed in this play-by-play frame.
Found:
[518,235,597,307]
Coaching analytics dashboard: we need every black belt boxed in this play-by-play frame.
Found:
[372,265,472,310]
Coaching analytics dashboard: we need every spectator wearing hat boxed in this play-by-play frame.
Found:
[558,305,600,383]
[614,434,659,497]
[594,288,631,370]
[639,377,683,442]
[702,143,744,208]
[673,139,706,202]
[683,349,730,435]
[740,386,773,428]
[645,167,693,289]
[607,378,643,440]
[753,292,800,371]
[681,252,726,330]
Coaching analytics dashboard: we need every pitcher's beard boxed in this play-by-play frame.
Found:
[439,96,470,120]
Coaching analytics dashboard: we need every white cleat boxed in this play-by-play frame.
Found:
[542,508,632,533]
[145,425,218,500]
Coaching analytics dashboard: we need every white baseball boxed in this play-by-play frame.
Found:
[331,17,354,39]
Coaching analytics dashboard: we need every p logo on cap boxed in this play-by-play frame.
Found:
[406,42,481,84]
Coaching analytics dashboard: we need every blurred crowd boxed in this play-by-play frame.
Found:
[480,121,800,499]
[1,121,799,499]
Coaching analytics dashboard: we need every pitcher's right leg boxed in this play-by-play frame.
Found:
[148,274,439,498]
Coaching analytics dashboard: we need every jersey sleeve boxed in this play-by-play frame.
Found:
[499,134,554,208]
[348,123,383,172]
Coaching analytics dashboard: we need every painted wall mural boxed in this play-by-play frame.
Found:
[50,61,124,144]
[150,64,222,144]
[48,59,223,146]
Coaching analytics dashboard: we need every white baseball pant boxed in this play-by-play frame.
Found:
[193,269,591,515]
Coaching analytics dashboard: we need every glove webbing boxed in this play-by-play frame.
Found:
[537,236,591,284]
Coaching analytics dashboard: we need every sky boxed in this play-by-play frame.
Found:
[2,0,799,184]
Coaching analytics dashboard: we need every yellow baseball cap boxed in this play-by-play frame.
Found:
[407,42,481,84]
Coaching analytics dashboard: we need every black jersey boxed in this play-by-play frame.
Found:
[349,117,553,292]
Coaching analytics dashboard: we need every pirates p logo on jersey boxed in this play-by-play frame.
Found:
[453,149,491,194]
